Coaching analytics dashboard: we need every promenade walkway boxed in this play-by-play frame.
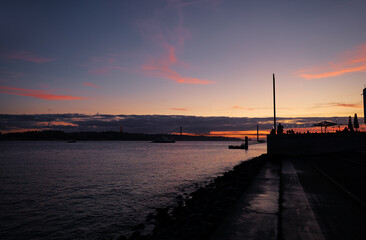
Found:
[211,157,328,240]
[211,160,280,240]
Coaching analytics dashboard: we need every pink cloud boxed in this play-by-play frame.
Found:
[141,45,212,85]
[1,50,55,63]
[313,102,362,109]
[0,86,85,100]
[137,2,213,85]
[335,103,362,108]
[83,82,100,88]
[297,43,366,79]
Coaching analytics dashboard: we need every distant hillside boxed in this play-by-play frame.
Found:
[0,130,242,141]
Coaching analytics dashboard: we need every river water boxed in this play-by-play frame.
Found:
[0,141,266,239]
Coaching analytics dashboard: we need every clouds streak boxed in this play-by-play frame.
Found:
[138,1,213,85]
[0,86,86,100]
[297,43,366,79]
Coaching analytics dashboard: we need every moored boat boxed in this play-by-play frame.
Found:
[228,143,247,149]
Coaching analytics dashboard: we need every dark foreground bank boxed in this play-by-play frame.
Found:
[117,155,270,240]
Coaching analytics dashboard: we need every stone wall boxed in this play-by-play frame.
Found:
[267,132,366,155]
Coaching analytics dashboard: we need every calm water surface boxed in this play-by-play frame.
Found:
[0,141,266,239]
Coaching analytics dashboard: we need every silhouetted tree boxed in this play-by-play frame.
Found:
[354,113,359,131]
[348,116,354,131]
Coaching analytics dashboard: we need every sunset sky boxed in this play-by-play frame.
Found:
[1,0,366,127]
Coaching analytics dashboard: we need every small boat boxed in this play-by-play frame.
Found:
[151,137,175,143]
[228,143,247,149]
[66,140,77,143]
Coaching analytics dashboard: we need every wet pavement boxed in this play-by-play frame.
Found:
[281,158,325,240]
[211,152,366,240]
[211,160,280,240]
[292,155,366,240]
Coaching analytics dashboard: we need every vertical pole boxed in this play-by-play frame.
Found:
[273,73,276,131]
[257,124,259,141]
[363,88,366,124]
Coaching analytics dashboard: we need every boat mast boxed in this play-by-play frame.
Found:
[273,73,276,131]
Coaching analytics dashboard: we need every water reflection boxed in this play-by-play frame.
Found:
[0,141,266,239]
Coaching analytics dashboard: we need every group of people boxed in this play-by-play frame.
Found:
[270,123,285,135]
[270,123,299,135]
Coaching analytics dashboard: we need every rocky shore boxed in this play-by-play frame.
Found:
[118,154,270,240]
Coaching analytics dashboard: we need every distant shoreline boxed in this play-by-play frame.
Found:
[0,130,242,141]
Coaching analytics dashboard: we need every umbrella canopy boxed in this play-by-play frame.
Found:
[313,121,337,127]
[313,121,338,133]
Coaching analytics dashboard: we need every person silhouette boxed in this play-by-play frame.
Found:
[277,123,284,135]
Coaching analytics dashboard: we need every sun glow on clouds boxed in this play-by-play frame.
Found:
[209,130,270,138]
[37,121,78,127]
[3,128,45,133]
[0,86,85,100]
[298,43,366,79]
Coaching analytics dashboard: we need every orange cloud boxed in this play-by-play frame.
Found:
[297,43,366,79]
[170,108,188,111]
[37,121,78,127]
[299,65,366,79]
[0,86,85,100]
[1,128,44,133]
[83,82,100,88]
